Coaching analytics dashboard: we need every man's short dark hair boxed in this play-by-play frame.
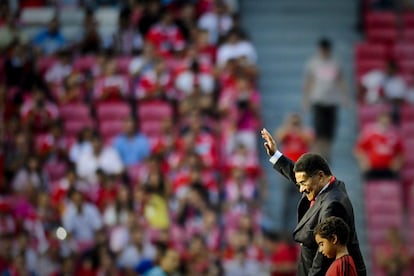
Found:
[318,37,332,51]
[314,216,350,245]
[293,153,332,176]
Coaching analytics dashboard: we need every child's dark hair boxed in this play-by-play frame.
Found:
[314,216,350,245]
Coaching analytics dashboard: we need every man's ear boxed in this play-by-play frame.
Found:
[331,234,338,245]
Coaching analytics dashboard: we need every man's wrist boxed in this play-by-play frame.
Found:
[269,150,283,165]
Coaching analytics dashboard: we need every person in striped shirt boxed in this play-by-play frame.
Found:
[314,216,358,276]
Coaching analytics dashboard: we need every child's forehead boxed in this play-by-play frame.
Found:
[315,234,330,243]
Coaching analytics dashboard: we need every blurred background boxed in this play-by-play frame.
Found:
[0,0,413,275]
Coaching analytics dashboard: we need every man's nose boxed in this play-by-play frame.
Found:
[299,186,306,193]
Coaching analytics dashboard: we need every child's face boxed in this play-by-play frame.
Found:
[315,234,336,259]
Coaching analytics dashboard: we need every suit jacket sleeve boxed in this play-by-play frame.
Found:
[273,155,297,184]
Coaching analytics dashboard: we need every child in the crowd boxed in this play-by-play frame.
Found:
[314,216,358,276]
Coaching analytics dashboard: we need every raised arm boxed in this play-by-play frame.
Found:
[261,128,278,156]
[261,128,297,184]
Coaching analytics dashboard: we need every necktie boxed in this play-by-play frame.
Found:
[310,199,315,208]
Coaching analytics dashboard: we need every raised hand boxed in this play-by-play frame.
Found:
[261,128,278,156]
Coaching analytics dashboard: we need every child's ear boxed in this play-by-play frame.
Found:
[332,234,338,245]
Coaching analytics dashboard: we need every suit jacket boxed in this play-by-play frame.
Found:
[274,155,366,276]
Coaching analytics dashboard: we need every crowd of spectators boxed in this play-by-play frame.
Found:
[0,0,300,275]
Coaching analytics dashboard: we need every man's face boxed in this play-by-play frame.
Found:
[162,249,180,273]
[295,171,322,201]
[315,234,336,259]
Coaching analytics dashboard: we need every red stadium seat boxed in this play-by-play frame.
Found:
[402,12,414,28]
[401,104,414,122]
[96,101,131,121]
[140,120,164,137]
[44,161,68,182]
[401,28,414,42]
[37,55,58,76]
[392,42,414,61]
[355,59,387,78]
[355,42,388,60]
[73,55,97,73]
[137,100,174,121]
[64,119,94,137]
[99,120,125,144]
[59,103,91,121]
[365,11,398,29]
[357,103,391,127]
[366,27,398,44]
[401,122,414,137]
[364,180,402,200]
[116,56,132,74]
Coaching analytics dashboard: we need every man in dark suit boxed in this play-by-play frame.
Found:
[261,128,366,276]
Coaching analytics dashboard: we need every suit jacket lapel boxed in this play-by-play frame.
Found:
[294,189,330,233]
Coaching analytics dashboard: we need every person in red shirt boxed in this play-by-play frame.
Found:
[146,8,185,58]
[275,113,314,162]
[314,216,358,276]
[263,231,298,276]
[354,111,404,180]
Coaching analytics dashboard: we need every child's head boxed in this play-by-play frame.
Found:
[314,216,350,259]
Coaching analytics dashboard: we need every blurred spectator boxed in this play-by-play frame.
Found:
[134,58,174,100]
[146,7,185,57]
[143,185,171,230]
[102,185,133,227]
[360,61,407,124]
[274,113,313,231]
[93,56,130,101]
[35,120,70,160]
[376,227,412,276]
[223,246,263,276]
[113,116,151,167]
[275,113,314,162]
[0,12,28,52]
[354,111,404,180]
[32,16,67,55]
[76,133,124,183]
[62,188,103,251]
[69,127,94,163]
[129,41,158,79]
[111,6,143,55]
[181,234,210,274]
[12,154,48,194]
[11,231,38,274]
[175,2,197,42]
[138,0,163,36]
[216,28,257,69]
[223,167,258,211]
[192,28,217,65]
[224,142,260,177]
[117,225,157,270]
[77,8,102,55]
[56,72,86,104]
[4,42,46,92]
[175,58,215,96]
[218,75,261,152]
[4,130,31,184]
[263,231,298,276]
[303,37,348,161]
[20,87,59,134]
[198,0,233,44]
[44,49,73,90]
[143,247,181,276]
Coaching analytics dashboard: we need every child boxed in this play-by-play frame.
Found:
[314,216,358,276]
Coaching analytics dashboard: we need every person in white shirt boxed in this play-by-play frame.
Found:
[117,226,157,269]
[62,189,103,247]
[216,28,257,69]
[197,0,233,44]
[76,133,124,183]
